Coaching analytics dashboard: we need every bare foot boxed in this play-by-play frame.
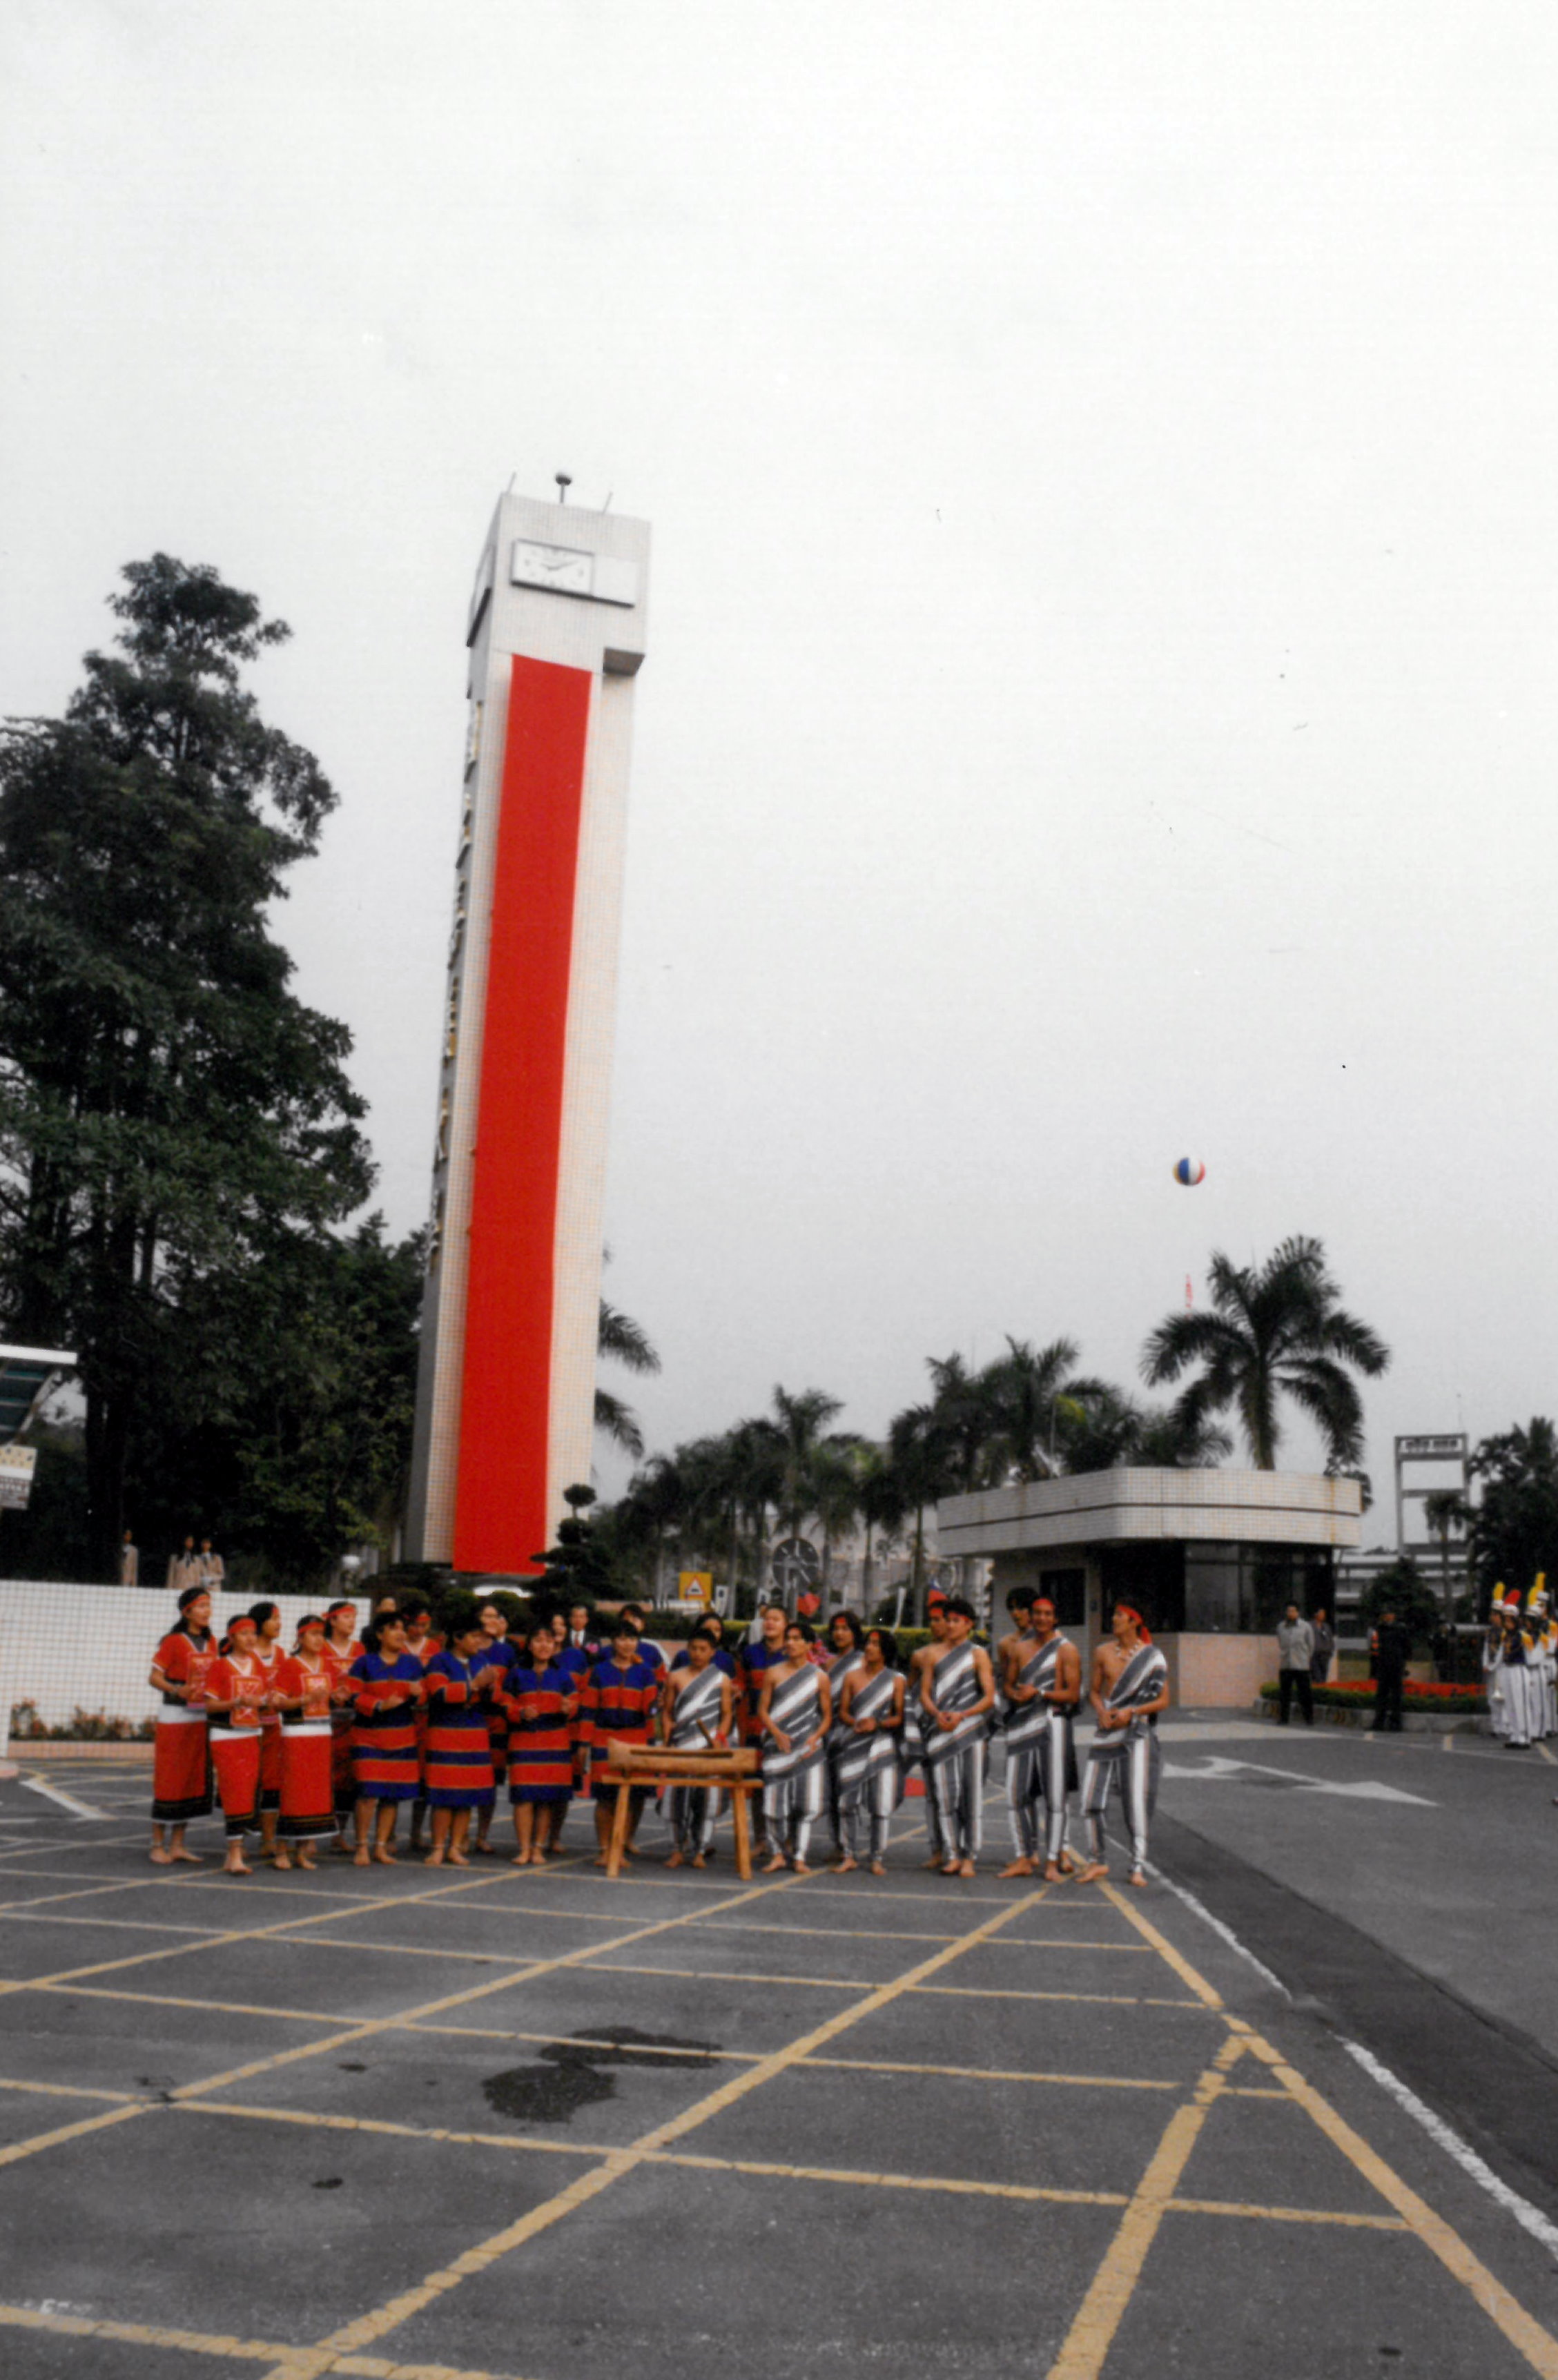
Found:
[511,1853,529,1866]
[922,1855,944,1871]
[958,1859,975,1880]
[691,1853,707,1869]
[592,1853,609,1868]
[792,1860,812,1875]
[761,1854,788,1873]
[1042,1860,1065,1882]
[1058,1853,1077,1877]
[371,1846,396,1866]
[448,1849,469,1866]
[171,1847,202,1864]
[353,1847,371,1866]
[224,1857,251,1876]
[473,1839,496,1856]
[832,1856,857,1873]
[298,1854,318,1871]
[424,1849,446,1865]
[940,1860,962,1877]
[869,1860,885,1876]
[273,1851,292,1871]
[999,1858,1035,1879]
[1127,1867,1147,1889]
[1074,1862,1109,1885]
[149,1848,175,1866]
[665,1849,684,1869]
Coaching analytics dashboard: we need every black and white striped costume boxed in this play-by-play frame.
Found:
[922,1643,989,1862]
[1081,1641,1169,1871]
[762,1664,828,1862]
[908,1660,946,1863]
[825,1647,867,1856]
[832,1666,902,1862]
[1004,1637,1078,1866]
[667,1665,726,1857]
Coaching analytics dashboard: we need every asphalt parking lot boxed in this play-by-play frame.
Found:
[1,1753,1557,2380]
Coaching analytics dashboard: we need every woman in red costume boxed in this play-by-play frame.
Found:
[148,1585,218,1864]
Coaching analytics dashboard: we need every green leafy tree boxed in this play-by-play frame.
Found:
[1465,1421,1558,1618]
[1142,1236,1388,1471]
[1359,1555,1441,1655]
[0,557,371,1570]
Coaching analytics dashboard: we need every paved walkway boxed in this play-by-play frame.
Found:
[0,1759,1556,2378]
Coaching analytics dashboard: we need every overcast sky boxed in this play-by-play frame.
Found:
[4,3,1555,1532]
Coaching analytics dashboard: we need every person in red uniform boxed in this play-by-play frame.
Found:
[501,1621,578,1866]
[321,1599,364,1851]
[348,1611,425,1866]
[204,1615,268,1875]
[473,1597,518,1857]
[148,1586,218,1864]
[401,1594,442,1854]
[247,1602,286,1865]
[422,1603,504,1866]
[578,1621,662,1866]
[273,1614,340,1871]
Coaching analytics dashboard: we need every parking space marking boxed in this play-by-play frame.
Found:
[0,2100,148,2170]
[258,1886,1056,2380]
[0,2303,529,2380]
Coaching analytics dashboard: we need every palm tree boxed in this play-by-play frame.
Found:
[1142,1236,1388,1471]
[887,1400,960,1625]
[594,1298,660,1460]
[980,1336,1108,1481]
[751,1385,846,1545]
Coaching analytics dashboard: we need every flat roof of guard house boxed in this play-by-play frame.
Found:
[936,1467,1363,1560]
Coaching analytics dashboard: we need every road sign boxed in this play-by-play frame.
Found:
[678,1570,712,1608]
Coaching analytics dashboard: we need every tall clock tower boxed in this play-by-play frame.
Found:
[404,489,650,1574]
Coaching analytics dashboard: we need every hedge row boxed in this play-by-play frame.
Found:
[1258,1680,1488,1714]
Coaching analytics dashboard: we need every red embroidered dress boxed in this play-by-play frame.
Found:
[275,1653,338,1841]
[206,1655,265,1836]
[150,1628,217,1824]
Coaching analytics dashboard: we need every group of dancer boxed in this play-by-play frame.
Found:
[146,1582,1170,1885]
[1484,1577,1558,1752]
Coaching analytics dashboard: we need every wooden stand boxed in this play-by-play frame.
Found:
[600,1741,761,1880]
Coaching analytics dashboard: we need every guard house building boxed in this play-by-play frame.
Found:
[936,1469,1363,1707]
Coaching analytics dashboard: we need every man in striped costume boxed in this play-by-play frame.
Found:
[1077,1604,1171,1888]
[1000,1594,1081,1882]
[919,1597,995,1877]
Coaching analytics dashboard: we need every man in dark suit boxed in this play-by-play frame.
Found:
[1371,1608,1412,1733]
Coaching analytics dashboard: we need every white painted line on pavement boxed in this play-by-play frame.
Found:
[21,1776,112,1822]
[1341,2036,1558,2264]
[1136,1855,1290,2000]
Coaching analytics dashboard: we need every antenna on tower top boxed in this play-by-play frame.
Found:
[555,472,572,504]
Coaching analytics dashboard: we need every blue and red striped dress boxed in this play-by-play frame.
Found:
[578,1658,661,1801]
[348,1652,424,1802]
[422,1651,497,1810]
[503,1664,578,1806]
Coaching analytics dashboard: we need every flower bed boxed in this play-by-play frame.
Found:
[1259,1680,1486,1715]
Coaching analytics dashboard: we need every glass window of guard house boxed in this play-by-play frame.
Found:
[1039,1568,1087,1630]
[1099,1543,1185,1635]
[1185,1546,1243,1632]
[1249,1550,1303,1633]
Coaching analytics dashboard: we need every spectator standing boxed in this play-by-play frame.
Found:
[1371,1607,1412,1733]
[1309,1607,1335,1686]
[1276,1605,1316,1726]
[119,1530,139,1588]
[166,1535,199,1594]
[198,1538,226,1592]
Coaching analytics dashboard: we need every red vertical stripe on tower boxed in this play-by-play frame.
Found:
[454,654,593,1573]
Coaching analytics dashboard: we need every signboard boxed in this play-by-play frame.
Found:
[0,1445,37,1510]
[1397,1435,1466,1459]
[678,1570,713,1608]
[770,1538,822,1597]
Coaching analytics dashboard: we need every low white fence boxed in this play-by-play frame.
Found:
[0,1582,372,1759]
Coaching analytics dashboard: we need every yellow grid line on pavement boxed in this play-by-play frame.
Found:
[251,1884,1057,2380]
[1055,1884,1558,2380]
[0,2303,530,2380]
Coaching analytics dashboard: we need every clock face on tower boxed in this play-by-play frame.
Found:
[510,539,593,597]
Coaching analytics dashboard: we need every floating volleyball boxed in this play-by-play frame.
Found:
[1173,1158,1206,1186]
